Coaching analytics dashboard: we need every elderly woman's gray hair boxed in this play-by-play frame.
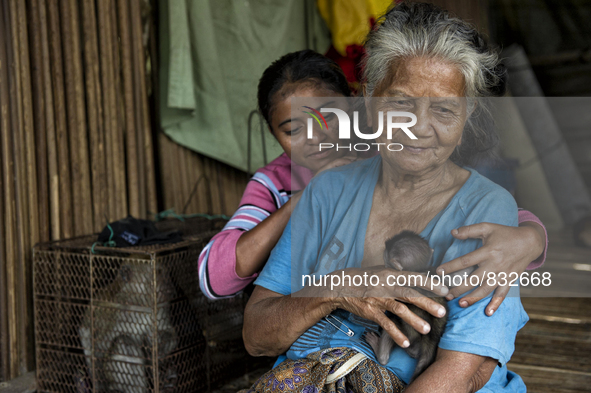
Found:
[362,2,505,165]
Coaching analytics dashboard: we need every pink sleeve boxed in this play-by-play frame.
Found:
[198,230,257,299]
[518,209,548,270]
[198,171,285,299]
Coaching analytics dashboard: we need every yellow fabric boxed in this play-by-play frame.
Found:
[317,0,394,55]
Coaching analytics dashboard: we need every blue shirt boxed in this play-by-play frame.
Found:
[255,156,529,392]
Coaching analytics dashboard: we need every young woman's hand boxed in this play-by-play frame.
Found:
[436,222,546,316]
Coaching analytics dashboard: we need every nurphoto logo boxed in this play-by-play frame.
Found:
[305,107,418,152]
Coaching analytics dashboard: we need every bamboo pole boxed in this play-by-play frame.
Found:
[0,0,19,378]
[110,0,128,221]
[92,0,107,228]
[157,132,172,210]
[37,0,60,241]
[47,0,73,239]
[70,0,93,235]
[58,0,80,234]
[117,0,140,218]
[17,0,39,246]
[97,0,119,222]
[81,0,108,233]
[130,0,147,218]
[60,0,93,235]
[148,4,161,215]
[28,0,49,244]
[15,0,38,370]
[0,14,9,380]
[130,0,157,217]
[7,0,31,374]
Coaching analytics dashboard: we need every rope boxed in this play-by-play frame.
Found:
[91,221,117,254]
[153,208,230,222]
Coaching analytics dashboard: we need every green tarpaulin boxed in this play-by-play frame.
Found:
[159,0,331,172]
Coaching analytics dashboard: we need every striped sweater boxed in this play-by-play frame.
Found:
[198,153,312,299]
[198,153,547,300]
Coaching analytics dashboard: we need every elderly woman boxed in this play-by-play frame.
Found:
[242,3,528,393]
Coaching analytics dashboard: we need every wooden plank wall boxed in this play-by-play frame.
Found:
[157,133,248,217]
[0,0,160,381]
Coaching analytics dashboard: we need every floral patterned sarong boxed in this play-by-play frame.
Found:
[239,348,405,393]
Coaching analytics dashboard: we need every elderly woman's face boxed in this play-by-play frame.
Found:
[370,57,469,174]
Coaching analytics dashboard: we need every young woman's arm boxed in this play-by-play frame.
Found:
[198,170,296,299]
[234,193,300,277]
[518,210,548,269]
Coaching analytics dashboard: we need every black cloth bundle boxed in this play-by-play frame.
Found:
[97,216,182,247]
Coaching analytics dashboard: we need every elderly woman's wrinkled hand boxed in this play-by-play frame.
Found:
[328,267,448,349]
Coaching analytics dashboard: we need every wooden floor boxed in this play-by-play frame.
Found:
[507,230,591,392]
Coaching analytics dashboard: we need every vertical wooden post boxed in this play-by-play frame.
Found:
[0,0,19,377]
[130,0,157,217]
[81,0,108,233]
[0,14,9,379]
[60,0,93,235]
[28,0,49,244]
[97,0,120,222]
[7,0,31,374]
[47,0,73,239]
[110,0,128,221]
[37,0,60,241]
[118,0,140,218]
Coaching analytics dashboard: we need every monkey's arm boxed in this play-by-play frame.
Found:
[402,348,496,393]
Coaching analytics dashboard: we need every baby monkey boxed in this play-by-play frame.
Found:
[366,230,448,382]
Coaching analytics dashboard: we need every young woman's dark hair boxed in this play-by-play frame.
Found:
[257,50,351,128]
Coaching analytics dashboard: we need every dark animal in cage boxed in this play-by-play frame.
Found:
[79,263,178,393]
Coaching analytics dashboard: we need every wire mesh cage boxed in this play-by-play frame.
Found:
[34,217,253,393]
